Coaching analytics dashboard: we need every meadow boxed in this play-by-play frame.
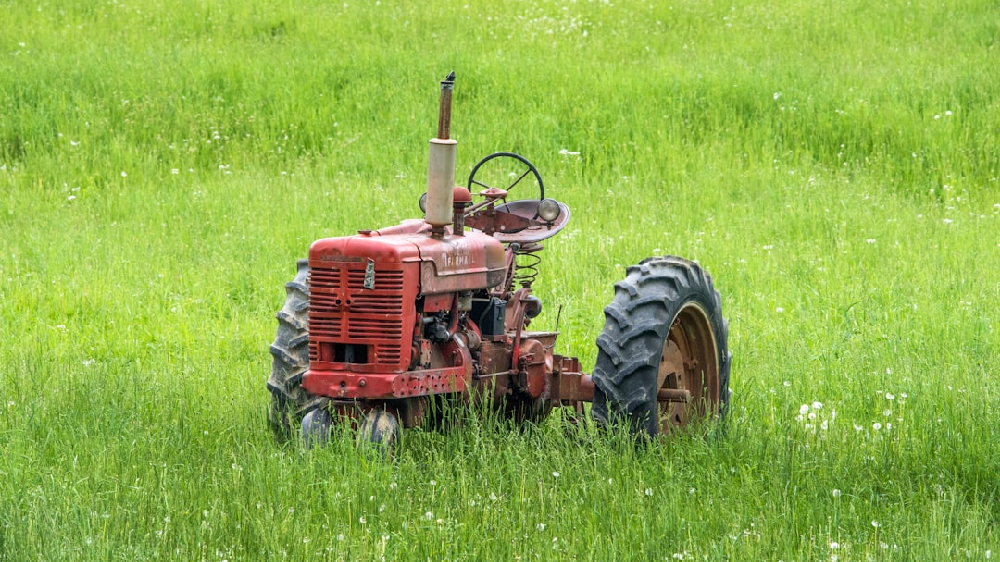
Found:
[1,0,998,559]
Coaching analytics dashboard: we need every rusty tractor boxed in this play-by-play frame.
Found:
[267,73,731,452]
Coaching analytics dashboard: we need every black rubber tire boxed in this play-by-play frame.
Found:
[267,259,322,440]
[592,256,731,439]
[301,408,332,449]
[358,409,401,459]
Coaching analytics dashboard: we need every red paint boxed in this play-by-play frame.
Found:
[302,366,469,399]
[303,229,501,399]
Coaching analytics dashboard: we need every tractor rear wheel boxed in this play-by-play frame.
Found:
[267,259,323,440]
[592,256,731,439]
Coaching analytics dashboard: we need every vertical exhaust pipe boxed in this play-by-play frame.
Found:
[437,71,455,140]
[425,72,457,234]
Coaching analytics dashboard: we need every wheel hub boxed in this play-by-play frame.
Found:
[655,303,720,434]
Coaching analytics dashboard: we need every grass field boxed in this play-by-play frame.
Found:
[1,0,998,559]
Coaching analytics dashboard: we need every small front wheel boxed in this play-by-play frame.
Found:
[301,408,332,449]
[358,409,401,459]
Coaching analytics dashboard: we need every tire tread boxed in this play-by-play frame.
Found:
[592,257,731,438]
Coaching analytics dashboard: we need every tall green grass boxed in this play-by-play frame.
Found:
[1,0,998,559]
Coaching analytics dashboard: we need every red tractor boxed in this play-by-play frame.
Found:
[267,73,731,451]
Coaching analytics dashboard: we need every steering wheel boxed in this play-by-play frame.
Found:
[467,152,545,200]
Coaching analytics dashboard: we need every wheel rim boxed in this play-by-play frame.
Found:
[655,303,720,434]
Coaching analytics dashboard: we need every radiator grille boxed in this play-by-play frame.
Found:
[308,264,408,367]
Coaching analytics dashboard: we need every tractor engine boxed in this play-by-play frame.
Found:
[301,220,507,414]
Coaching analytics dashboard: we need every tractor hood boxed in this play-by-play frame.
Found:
[308,225,507,295]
